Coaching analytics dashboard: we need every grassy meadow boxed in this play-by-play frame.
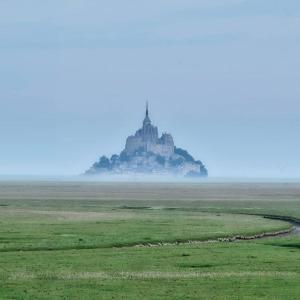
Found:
[0,181,300,299]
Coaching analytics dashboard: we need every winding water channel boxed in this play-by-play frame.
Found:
[133,216,300,248]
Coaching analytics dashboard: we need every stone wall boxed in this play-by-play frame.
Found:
[125,136,143,155]
[146,143,174,157]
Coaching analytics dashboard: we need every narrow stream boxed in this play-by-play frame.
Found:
[292,222,300,234]
[262,215,300,237]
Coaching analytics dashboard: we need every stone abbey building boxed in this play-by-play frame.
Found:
[85,104,207,178]
[125,103,174,157]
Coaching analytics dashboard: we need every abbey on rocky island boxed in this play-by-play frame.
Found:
[85,104,207,178]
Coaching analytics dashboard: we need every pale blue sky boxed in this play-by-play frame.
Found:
[0,0,299,177]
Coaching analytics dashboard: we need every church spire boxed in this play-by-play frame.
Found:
[146,101,149,118]
[143,101,151,126]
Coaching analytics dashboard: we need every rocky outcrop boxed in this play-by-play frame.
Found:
[85,104,208,178]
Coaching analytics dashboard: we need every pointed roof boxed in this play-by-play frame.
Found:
[143,102,151,126]
[146,101,149,117]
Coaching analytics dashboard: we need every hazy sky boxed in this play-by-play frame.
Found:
[0,0,299,177]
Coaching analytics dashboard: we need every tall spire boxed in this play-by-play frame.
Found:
[143,101,151,126]
[146,101,149,118]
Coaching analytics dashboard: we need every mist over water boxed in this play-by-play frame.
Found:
[1,175,300,184]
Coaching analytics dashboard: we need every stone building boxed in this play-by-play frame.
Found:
[125,103,174,157]
[85,103,208,178]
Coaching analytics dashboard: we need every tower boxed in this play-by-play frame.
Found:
[143,101,151,127]
[146,101,149,117]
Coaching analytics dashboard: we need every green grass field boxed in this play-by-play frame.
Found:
[0,182,300,299]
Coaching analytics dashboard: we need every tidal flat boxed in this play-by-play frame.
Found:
[0,182,300,299]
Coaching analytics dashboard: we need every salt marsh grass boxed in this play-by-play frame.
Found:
[0,182,300,299]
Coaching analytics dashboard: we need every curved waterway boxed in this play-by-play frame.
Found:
[132,216,300,248]
[263,215,300,236]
